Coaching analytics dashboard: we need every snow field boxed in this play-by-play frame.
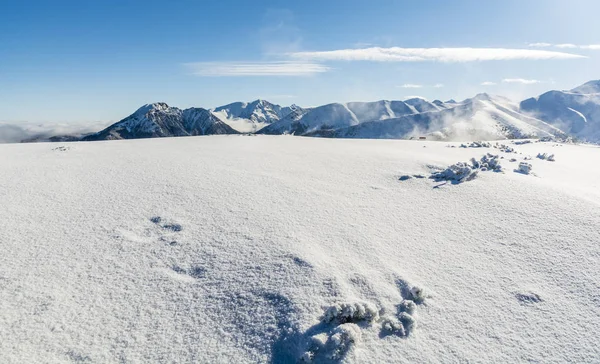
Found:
[1,135,599,363]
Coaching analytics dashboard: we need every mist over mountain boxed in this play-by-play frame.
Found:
[520,80,600,142]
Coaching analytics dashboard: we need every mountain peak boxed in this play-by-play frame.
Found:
[134,102,170,115]
[571,80,600,94]
[471,93,492,101]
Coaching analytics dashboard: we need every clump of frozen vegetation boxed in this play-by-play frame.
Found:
[301,323,363,362]
[304,289,428,362]
[380,298,421,338]
[431,162,479,183]
[381,317,407,337]
[323,301,379,324]
[471,154,503,172]
[406,286,426,304]
[460,141,491,148]
[494,143,516,153]
[516,162,533,175]
[536,153,555,161]
[300,302,379,362]
[327,323,362,360]
[513,140,532,145]
[431,153,503,183]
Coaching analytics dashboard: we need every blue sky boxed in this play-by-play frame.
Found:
[1,0,599,123]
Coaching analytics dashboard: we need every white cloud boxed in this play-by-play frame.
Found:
[481,81,497,86]
[185,61,330,76]
[528,42,552,47]
[433,83,444,88]
[502,78,541,85]
[398,84,423,88]
[529,43,600,50]
[289,47,584,62]
[403,96,427,100]
[555,43,578,49]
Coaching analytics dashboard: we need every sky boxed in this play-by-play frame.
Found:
[1,0,600,123]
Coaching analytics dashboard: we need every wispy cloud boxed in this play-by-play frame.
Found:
[555,43,577,49]
[259,9,303,54]
[529,43,600,50]
[185,61,330,76]
[528,42,552,48]
[289,47,584,62]
[403,96,427,100]
[433,83,444,88]
[481,81,497,86]
[398,84,423,88]
[502,78,541,85]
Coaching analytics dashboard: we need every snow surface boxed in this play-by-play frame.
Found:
[1,136,600,363]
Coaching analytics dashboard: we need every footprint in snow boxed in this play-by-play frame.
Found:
[150,216,183,232]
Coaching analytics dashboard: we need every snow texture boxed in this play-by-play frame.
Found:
[1,136,600,363]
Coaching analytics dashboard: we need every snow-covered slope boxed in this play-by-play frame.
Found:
[212,100,294,133]
[83,103,238,140]
[403,97,442,113]
[259,100,443,135]
[1,136,599,363]
[312,94,564,141]
[520,80,600,142]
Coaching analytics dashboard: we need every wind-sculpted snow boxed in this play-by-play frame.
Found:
[1,136,600,363]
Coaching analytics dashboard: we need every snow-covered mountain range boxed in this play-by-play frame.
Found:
[8,80,600,143]
[82,103,237,141]
[212,99,294,133]
[520,80,600,142]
